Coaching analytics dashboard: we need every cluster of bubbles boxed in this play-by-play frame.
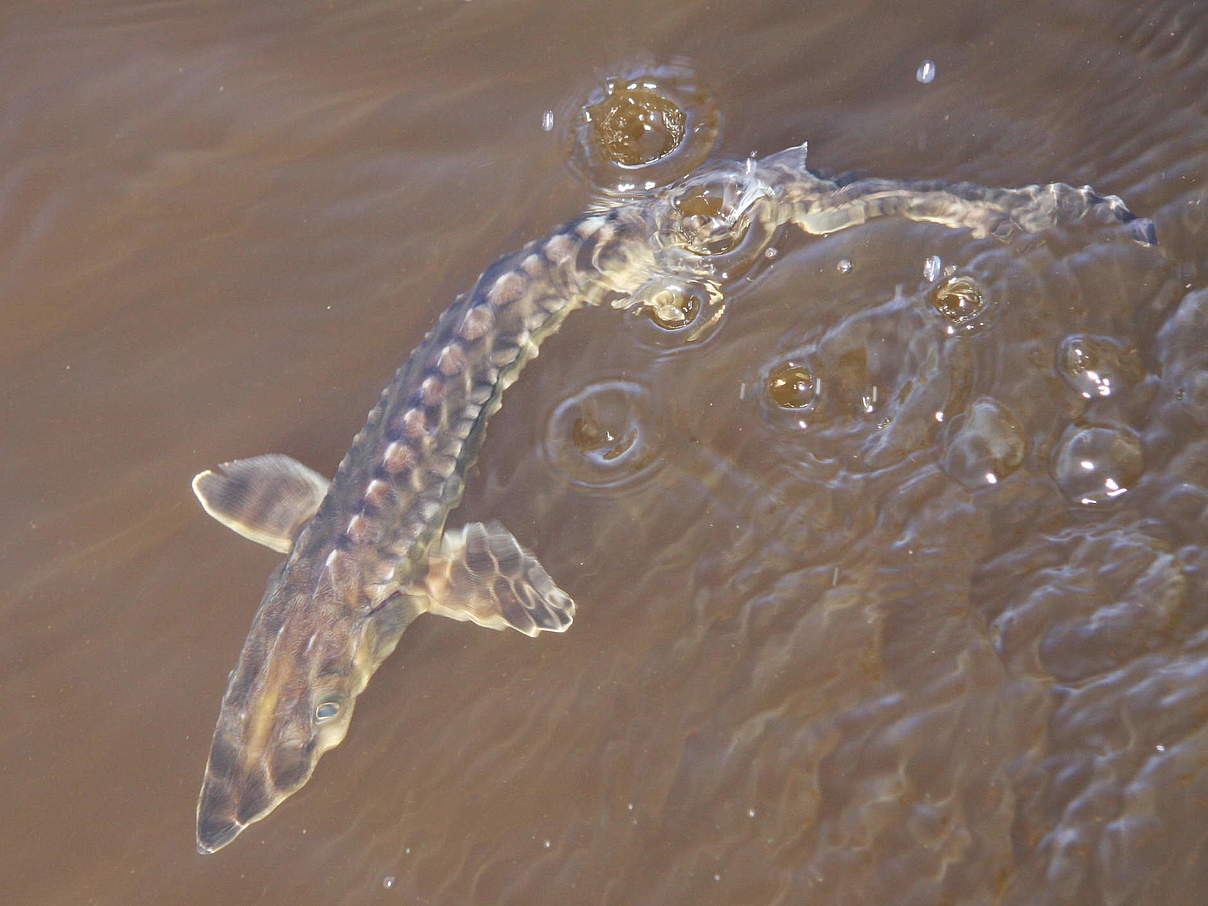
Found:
[553,72,1151,512]
[547,67,731,489]
[755,251,1150,506]
[1051,333,1147,505]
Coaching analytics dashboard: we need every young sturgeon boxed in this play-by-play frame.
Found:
[192,145,1153,853]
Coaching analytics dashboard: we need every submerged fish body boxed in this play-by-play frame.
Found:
[192,145,1153,853]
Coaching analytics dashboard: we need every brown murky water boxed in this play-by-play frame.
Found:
[2,0,1206,903]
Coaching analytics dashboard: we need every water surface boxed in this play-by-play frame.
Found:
[1,0,1205,903]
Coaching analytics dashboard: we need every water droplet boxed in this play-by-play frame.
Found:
[837,258,853,274]
[916,59,937,83]
[570,65,719,196]
[764,246,778,259]
[382,876,395,889]
[1052,424,1143,505]
[1056,334,1143,399]
[941,398,1025,490]
[923,255,942,282]
[543,839,552,848]
[765,361,817,410]
[544,381,664,491]
[930,275,988,329]
[541,110,554,132]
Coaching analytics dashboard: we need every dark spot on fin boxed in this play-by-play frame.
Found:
[192,454,330,552]
[422,522,575,637]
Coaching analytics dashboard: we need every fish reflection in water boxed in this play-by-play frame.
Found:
[190,137,1155,852]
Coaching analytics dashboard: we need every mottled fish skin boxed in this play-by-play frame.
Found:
[294,206,660,594]
[195,203,663,852]
[195,145,1154,853]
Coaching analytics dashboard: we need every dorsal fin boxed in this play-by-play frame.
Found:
[421,522,574,637]
[760,140,809,174]
[192,454,330,552]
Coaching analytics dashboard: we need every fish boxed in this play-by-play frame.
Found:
[192,144,1154,853]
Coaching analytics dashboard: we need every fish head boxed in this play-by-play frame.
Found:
[195,570,368,854]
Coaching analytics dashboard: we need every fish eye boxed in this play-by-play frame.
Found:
[315,700,341,721]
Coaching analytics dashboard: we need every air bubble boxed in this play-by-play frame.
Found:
[837,258,853,274]
[1052,424,1143,505]
[625,278,726,350]
[1056,334,1143,399]
[765,361,817,410]
[941,398,1025,490]
[647,286,700,328]
[570,65,720,197]
[544,380,664,491]
[590,87,685,166]
[930,275,988,330]
[916,60,937,84]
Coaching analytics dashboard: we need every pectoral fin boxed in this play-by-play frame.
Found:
[421,522,575,637]
[192,454,330,552]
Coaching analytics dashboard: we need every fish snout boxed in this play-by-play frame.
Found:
[196,737,315,853]
[196,778,247,853]
[196,767,277,853]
